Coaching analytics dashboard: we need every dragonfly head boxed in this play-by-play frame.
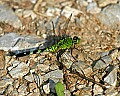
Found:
[72,36,80,44]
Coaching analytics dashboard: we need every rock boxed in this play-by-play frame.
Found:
[72,60,93,77]
[96,0,118,7]
[0,4,22,28]
[0,33,20,51]
[60,52,74,69]
[87,2,101,14]
[24,74,34,82]
[104,65,118,86]
[0,76,14,94]
[23,10,37,20]
[8,60,30,79]
[78,0,88,7]
[0,32,46,52]
[93,84,103,95]
[43,70,63,83]
[18,83,29,95]
[61,6,83,20]
[46,6,83,21]
[93,55,112,69]
[37,64,49,72]
[98,4,120,29]
[99,51,109,57]
[43,83,50,94]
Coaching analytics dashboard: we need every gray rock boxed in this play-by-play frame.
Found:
[104,65,118,86]
[102,55,112,64]
[98,4,120,29]
[99,51,109,57]
[72,60,93,77]
[0,33,21,51]
[8,60,30,79]
[43,70,63,83]
[0,33,46,52]
[60,52,74,69]
[0,4,22,28]
[87,2,101,14]
[93,55,112,69]
[71,60,85,73]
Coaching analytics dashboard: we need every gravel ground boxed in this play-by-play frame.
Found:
[0,0,120,96]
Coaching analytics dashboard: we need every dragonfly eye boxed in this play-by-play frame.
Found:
[73,36,80,44]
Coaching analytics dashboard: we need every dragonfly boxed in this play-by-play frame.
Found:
[8,14,80,57]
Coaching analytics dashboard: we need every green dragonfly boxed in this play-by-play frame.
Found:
[8,14,80,57]
[37,36,80,53]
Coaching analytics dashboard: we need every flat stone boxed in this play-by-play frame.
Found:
[98,4,120,29]
[60,52,74,69]
[8,61,30,79]
[24,74,34,82]
[0,4,22,28]
[43,70,63,83]
[104,65,118,86]
[93,55,112,69]
[0,32,46,52]
[0,33,20,51]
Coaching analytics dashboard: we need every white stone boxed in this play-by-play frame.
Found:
[24,74,34,82]
[43,83,50,94]
[8,61,30,79]
[23,10,37,20]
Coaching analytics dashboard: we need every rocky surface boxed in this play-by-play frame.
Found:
[0,0,119,96]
